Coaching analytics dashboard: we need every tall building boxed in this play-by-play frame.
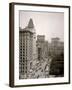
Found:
[19,18,36,79]
[35,35,51,78]
[49,38,64,77]
[36,35,49,60]
[49,37,64,56]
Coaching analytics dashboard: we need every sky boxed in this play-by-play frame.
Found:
[19,11,64,42]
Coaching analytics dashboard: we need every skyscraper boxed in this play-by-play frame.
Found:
[19,18,36,79]
[36,35,49,60]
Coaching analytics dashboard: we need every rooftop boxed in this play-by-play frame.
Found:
[19,18,35,33]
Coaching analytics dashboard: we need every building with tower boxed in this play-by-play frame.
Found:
[19,18,36,79]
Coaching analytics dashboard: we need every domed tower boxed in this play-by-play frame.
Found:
[19,18,36,79]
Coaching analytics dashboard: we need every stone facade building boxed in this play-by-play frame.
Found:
[49,37,64,56]
[48,38,64,76]
[19,18,36,79]
[36,35,49,60]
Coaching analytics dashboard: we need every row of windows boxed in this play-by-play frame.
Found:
[19,66,27,69]
[19,66,27,70]
[19,42,25,44]
[19,49,27,52]
[19,60,27,63]
[19,59,27,61]
[20,57,25,59]
[19,37,33,40]
[19,48,25,50]
[19,53,27,56]
[19,70,27,73]
[19,34,33,37]
[19,37,33,41]
[19,36,32,39]
[19,51,32,54]
[19,46,33,50]
[19,62,27,65]
[19,40,29,43]
[19,42,27,44]
[19,42,32,45]
[19,61,27,64]
[19,49,32,52]
[19,70,27,74]
[20,49,33,52]
[19,67,27,71]
[20,47,28,50]
[19,52,25,54]
[19,32,31,35]
[19,54,32,58]
[19,69,27,72]
[19,65,27,68]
